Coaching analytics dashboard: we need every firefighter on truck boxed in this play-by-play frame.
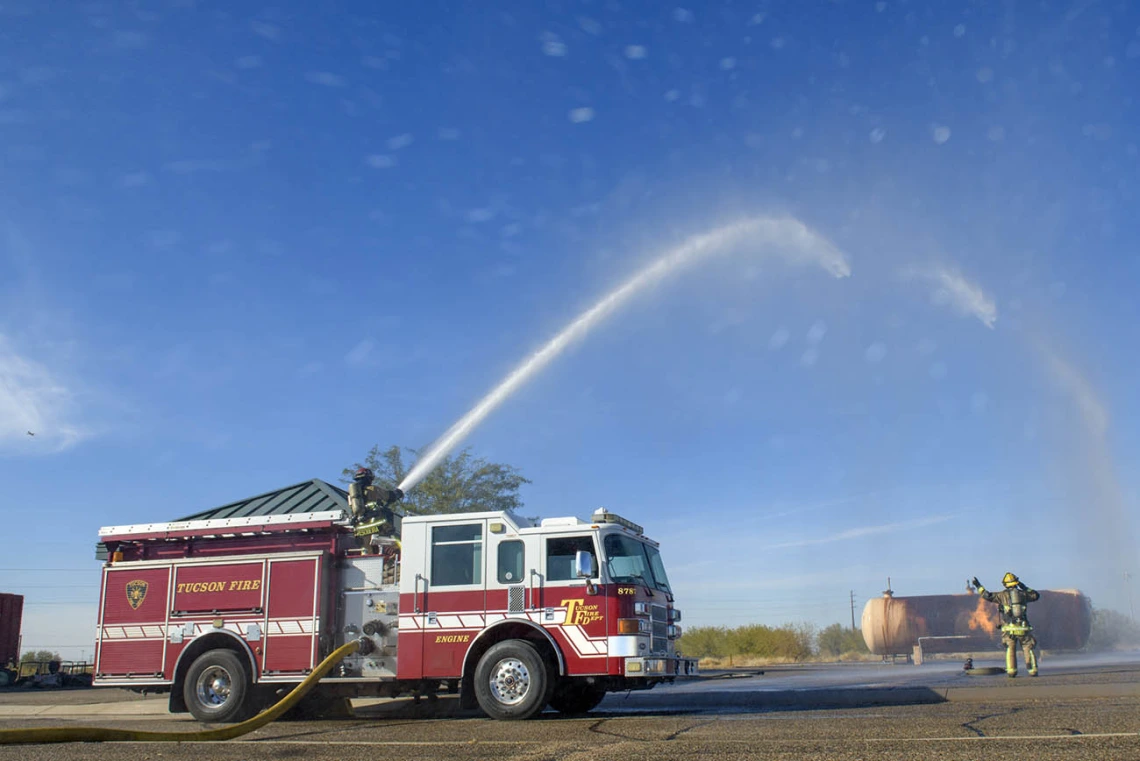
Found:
[92,473,696,723]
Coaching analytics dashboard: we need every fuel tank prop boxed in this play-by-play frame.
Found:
[861,588,1091,655]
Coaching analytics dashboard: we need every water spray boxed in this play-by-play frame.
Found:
[397,214,852,494]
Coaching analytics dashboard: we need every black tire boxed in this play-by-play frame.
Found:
[183,649,253,723]
[549,679,606,715]
[473,640,552,720]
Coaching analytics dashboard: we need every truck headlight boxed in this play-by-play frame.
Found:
[618,618,649,634]
[633,602,649,616]
[668,609,682,622]
[667,624,682,639]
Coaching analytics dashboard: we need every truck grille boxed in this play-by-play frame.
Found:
[651,604,668,654]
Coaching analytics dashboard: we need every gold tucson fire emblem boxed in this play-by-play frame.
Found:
[125,580,148,610]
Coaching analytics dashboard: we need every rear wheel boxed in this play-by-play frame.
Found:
[473,640,552,720]
[549,679,606,715]
[183,649,253,723]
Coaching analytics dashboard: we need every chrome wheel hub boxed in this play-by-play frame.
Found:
[489,657,531,705]
[196,665,233,707]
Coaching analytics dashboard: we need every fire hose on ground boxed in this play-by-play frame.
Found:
[0,638,363,746]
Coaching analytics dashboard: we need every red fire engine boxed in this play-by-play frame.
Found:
[93,496,695,721]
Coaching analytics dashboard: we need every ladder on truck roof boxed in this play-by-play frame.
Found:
[98,510,349,543]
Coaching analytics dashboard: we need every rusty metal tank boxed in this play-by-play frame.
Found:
[861,589,1091,655]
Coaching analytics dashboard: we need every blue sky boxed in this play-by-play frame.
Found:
[2,1,1138,657]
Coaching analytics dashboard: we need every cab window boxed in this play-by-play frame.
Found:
[431,523,483,586]
[546,535,597,582]
[497,540,524,584]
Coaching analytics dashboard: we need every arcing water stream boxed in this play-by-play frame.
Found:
[397,214,852,494]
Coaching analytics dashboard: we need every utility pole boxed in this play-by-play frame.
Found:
[850,590,857,630]
[1125,572,1135,623]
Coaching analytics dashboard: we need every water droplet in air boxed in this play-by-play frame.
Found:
[568,107,595,123]
[541,34,567,57]
[932,125,951,144]
[870,127,886,143]
[387,133,414,150]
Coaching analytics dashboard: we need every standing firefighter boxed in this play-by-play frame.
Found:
[971,573,1040,677]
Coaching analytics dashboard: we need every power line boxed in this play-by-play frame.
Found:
[0,587,100,592]
[0,568,98,572]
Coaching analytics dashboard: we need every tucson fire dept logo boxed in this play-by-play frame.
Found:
[125,580,148,610]
[561,599,602,626]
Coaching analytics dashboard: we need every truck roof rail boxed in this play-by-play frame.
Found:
[98,510,349,542]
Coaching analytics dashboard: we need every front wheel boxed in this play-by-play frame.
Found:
[183,649,253,723]
[549,679,607,715]
[473,640,552,720]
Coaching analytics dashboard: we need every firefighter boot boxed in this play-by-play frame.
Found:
[1026,645,1038,677]
[1005,642,1017,678]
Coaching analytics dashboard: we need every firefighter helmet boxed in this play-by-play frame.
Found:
[1003,572,1020,588]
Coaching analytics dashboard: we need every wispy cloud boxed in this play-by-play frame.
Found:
[163,159,235,174]
[764,514,954,550]
[250,21,282,41]
[0,334,87,453]
[905,265,997,328]
[345,339,375,366]
[305,71,346,88]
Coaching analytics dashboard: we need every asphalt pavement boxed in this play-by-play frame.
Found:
[1,653,1138,760]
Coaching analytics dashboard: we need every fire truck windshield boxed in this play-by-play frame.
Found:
[603,534,671,593]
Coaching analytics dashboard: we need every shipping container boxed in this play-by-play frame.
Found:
[0,593,24,668]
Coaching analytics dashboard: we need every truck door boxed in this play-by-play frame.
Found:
[540,534,607,675]
[485,523,534,621]
[419,519,487,679]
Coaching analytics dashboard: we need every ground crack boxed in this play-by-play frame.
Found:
[961,707,1022,738]
[586,717,712,743]
[663,719,715,742]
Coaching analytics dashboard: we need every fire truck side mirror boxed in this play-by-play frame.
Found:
[575,551,597,579]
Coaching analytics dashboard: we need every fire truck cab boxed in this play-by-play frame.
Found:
[94,502,695,722]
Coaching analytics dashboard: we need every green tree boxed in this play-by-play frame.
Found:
[818,623,870,658]
[344,445,531,516]
[20,650,61,664]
